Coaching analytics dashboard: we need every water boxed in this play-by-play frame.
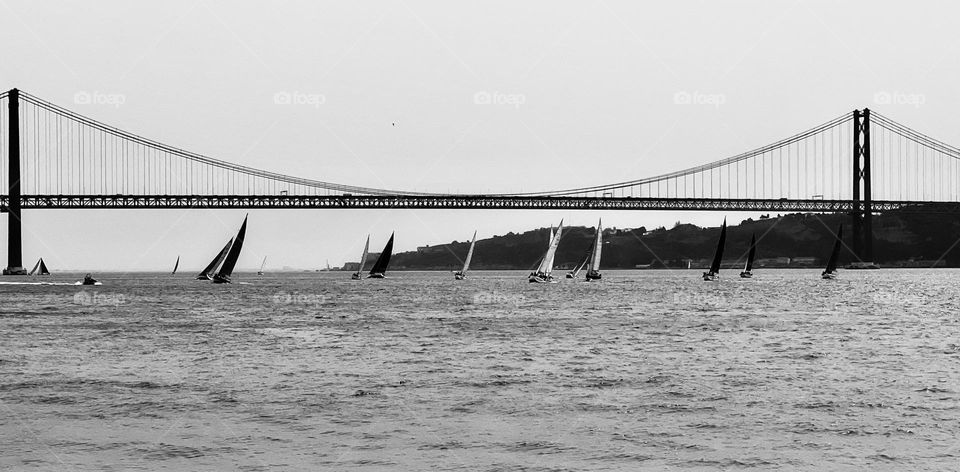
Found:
[1,269,958,471]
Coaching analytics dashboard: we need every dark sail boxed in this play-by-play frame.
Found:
[197,238,233,280]
[213,215,248,283]
[824,225,843,274]
[745,234,757,272]
[368,232,394,276]
[28,259,41,276]
[38,258,50,275]
[172,256,180,275]
[709,219,727,273]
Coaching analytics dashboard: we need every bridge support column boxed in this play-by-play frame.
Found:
[850,108,875,268]
[851,110,862,259]
[3,88,25,275]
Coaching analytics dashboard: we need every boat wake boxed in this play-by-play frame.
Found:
[0,281,78,286]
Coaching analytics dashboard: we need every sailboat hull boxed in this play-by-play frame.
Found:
[702,272,719,281]
[351,273,362,280]
[454,272,465,280]
[367,273,386,279]
[585,271,601,281]
[211,274,232,284]
[565,273,575,279]
[739,271,753,278]
[528,273,556,283]
[196,274,212,281]
[821,272,838,280]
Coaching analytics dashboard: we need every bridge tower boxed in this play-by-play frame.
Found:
[850,108,874,266]
[3,88,25,275]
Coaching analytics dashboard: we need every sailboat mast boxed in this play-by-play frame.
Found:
[744,234,756,272]
[825,226,843,273]
[589,219,603,271]
[213,215,248,281]
[368,232,395,275]
[357,236,371,274]
[709,219,727,273]
[539,220,564,275]
[461,230,477,273]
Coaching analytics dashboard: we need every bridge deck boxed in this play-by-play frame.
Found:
[0,195,955,212]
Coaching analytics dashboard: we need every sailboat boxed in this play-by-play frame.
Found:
[529,220,564,283]
[212,215,248,284]
[821,225,843,280]
[367,232,395,279]
[530,226,554,279]
[454,231,477,280]
[702,218,727,281]
[257,256,267,276]
[585,219,603,281]
[29,258,50,276]
[352,236,370,280]
[197,238,233,280]
[739,234,757,278]
[566,252,589,279]
[28,258,50,275]
[172,256,180,275]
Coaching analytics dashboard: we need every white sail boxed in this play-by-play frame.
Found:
[259,256,267,273]
[538,220,564,275]
[461,231,477,273]
[589,219,603,272]
[357,236,370,273]
[570,256,588,277]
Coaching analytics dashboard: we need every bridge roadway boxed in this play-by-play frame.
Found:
[0,194,955,213]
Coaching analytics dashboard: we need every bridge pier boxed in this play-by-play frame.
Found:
[850,108,875,267]
[3,88,25,275]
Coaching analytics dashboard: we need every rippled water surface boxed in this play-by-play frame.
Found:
[1,269,958,471]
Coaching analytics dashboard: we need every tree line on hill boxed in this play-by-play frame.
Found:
[388,209,960,270]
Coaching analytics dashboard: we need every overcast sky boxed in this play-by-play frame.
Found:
[1,0,959,271]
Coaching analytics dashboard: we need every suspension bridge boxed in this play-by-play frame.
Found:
[2,88,960,274]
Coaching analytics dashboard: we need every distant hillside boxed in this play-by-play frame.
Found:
[388,210,960,270]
